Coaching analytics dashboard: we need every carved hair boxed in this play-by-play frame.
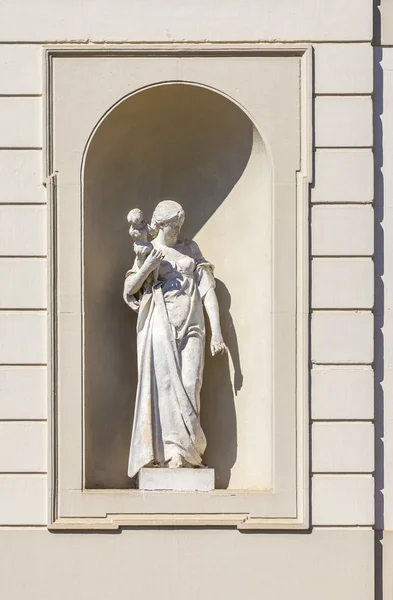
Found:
[127,208,144,228]
[150,200,185,233]
[127,208,147,241]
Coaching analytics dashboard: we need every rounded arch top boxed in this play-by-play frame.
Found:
[81,80,271,173]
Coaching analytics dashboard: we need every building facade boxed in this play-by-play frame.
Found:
[0,1,391,597]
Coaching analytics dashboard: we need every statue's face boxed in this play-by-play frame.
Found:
[162,215,184,237]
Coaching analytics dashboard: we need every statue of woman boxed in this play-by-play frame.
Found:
[124,200,226,478]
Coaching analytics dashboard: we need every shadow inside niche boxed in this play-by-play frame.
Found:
[201,279,242,488]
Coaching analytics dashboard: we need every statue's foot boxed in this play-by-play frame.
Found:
[144,460,165,468]
[167,454,206,469]
[168,453,185,468]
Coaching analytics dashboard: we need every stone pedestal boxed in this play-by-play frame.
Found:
[138,468,215,491]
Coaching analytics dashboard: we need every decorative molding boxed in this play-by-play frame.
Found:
[50,513,309,531]
[45,43,312,531]
[46,172,58,529]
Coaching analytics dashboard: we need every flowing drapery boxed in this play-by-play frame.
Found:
[124,240,215,478]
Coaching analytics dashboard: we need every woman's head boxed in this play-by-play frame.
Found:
[151,200,185,238]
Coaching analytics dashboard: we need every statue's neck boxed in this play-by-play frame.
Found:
[156,231,178,248]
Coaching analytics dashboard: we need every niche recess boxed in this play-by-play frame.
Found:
[83,83,272,490]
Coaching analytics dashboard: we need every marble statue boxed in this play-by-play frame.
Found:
[123,200,226,478]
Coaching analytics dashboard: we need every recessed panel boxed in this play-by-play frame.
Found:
[83,84,272,490]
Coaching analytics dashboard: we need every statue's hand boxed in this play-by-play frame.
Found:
[144,248,163,271]
[211,332,227,357]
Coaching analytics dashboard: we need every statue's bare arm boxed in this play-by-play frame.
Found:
[203,287,227,356]
[124,248,162,296]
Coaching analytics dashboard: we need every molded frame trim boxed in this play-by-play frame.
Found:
[44,43,312,531]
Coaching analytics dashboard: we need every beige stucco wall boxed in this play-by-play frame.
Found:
[0,1,378,598]
[0,529,374,600]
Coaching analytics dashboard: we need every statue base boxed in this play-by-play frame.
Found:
[138,468,215,492]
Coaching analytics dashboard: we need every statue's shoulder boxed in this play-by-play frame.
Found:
[182,238,201,258]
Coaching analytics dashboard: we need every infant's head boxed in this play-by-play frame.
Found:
[127,208,148,241]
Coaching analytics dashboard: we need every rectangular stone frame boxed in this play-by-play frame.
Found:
[44,44,312,530]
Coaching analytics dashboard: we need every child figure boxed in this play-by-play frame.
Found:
[127,208,153,268]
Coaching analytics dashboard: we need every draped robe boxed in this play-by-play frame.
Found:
[123,239,215,478]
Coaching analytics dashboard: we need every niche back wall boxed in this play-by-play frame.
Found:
[83,83,272,490]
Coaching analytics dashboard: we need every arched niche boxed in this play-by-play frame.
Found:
[83,82,272,490]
